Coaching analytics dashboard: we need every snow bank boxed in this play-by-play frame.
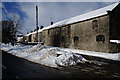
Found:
[61,48,120,61]
[55,53,87,67]
[25,45,87,67]
[0,43,87,68]
[1,43,120,68]
[110,40,120,44]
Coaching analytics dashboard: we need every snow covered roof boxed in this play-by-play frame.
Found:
[17,37,23,41]
[26,3,119,36]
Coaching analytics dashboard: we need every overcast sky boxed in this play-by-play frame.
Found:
[2,2,115,34]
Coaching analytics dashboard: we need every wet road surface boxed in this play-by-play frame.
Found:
[2,51,120,79]
[2,51,71,79]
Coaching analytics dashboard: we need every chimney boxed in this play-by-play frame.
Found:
[51,22,53,25]
[40,26,44,29]
[50,17,53,25]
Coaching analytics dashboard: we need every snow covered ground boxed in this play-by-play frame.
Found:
[110,40,120,44]
[0,43,87,68]
[0,43,120,68]
[61,48,120,61]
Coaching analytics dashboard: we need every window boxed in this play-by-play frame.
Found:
[61,37,65,42]
[92,20,98,29]
[74,36,79,46]
[58,28,61,33]
[96,35,105,42]
[48,30,51,35]
[29,35,31,42]
[67,25,71,34]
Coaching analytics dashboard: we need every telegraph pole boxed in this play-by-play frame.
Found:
[36,6,38,43]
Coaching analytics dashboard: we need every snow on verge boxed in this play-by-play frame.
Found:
[110,40,120,44]
[0,43,87,68]
[61,48,120,61]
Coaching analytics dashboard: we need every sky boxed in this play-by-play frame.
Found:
[2,2,115,35]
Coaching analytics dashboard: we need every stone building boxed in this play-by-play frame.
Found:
[21,3,120,53]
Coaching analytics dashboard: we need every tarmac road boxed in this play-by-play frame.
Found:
[2,51,71,79]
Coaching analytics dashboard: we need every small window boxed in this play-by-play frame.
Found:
[74,36,79,42]
[61,37,65,42]
[96,35,105,42]
[67,25,71,34]
[92,20,98,29]
[29,35,31,42]
[48,30,50,35]
[74,36,79,46]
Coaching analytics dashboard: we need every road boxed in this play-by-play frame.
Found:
[2,51,71,79]
[2,50,120,79]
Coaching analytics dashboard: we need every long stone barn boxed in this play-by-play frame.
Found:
[19,3,120,53]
